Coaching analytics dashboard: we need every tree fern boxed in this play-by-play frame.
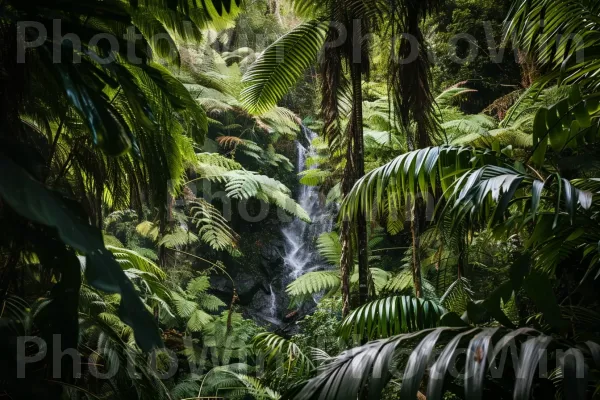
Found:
[221,171,311,222]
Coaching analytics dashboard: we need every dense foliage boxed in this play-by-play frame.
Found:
[1,0,599,399]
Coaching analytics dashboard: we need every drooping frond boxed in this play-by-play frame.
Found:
[158,228,200,248]
[443,166,593,230]
[241,21,328,114]
[434,82,478,107]
[284,328,600,400]
[257,107,302,138]
[216,135,246,149]
[340,146,480,222]
[505,0,600,89]
[136,221,160,241]
[107,245,167,280]
[299,169,333,186]
[190,199,240,253]
[221,171,311,222]
[383,269,414,293]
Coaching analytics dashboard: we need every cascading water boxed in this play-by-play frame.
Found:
[281,127,333,282]
[268,284,277,317]
[259,126,333,324]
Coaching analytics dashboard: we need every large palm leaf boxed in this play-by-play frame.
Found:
[284,327,600,400]
[241,20,328,114]
[338,295,445,340]
[340,146,484,223]
[506,0,600,90]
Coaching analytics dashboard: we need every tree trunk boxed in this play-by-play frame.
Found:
[457,232,466,279]
[339,219,352,317]
[350,59,369,306]
[410,201,424,298]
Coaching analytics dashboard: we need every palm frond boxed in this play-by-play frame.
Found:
[284,328,600,400]
[241,20,328,114]
[338,295,445,340]
[254,332,315,378]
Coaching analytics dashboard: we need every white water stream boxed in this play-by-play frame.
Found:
[281,127,333,281]
[265,127,333,320]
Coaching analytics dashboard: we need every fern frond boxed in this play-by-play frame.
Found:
[299,168,332,186]
[190,199,239,253]
[136,221,160,241]
[316,232,342,266]
[107,245,166,280]
[253,332,315,378]
[217,135,245,149]
[158,228,199,248]
[286,271,341,298]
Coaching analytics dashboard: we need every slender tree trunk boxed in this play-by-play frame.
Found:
[457,232,466,279]
[410,201,423,298]
[350,62,369,306]
[339,218,352,317]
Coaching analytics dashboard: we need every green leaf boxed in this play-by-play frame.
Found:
[339,296,445,340]
[0,155,162,351]
[531,107,549,166]
[523,271,567,331]
[241,20,327,114]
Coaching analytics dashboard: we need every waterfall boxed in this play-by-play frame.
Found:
[281,127,333,282]
[268,284,277,317]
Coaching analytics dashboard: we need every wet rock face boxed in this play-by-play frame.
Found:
[210,235,289,327]
[209,127,334,331]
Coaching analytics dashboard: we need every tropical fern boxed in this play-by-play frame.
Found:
[316,232,343,266]
[299,169,332,186]
[286,271,341,299]
[107,245,166,279]
[253,332,315,378]
[158,228,200,248]
[190,199,240,253]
